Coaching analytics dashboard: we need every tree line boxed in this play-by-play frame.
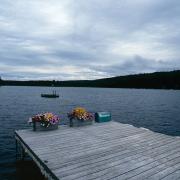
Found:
[0,70,180,89]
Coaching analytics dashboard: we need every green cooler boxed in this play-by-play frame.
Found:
[95,112,111,123]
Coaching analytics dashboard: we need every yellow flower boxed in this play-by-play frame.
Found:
[73,107,87,119]
[44,112,53,121]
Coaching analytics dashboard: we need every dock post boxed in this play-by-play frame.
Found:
[15,139,18,160]
[20,146,25,160]
[15,137,26,161]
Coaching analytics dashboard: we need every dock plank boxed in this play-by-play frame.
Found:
[48,135,177,171]
[55,145,180,180]
[129,156,180,180]
[53,143,180,178]
[39,133,175,165]
[15,121,180,180]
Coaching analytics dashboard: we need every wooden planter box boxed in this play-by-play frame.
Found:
[33,122,58,131]
[69,118,93,127]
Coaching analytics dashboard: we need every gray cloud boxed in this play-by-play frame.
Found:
[91,55,180,77]
[0,0,180,80]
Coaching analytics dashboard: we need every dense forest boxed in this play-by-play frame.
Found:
[0,70,180,89]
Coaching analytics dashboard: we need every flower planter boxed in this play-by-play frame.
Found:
[69,118,93,127]
[33,121,58,131]
[29,112,60,132]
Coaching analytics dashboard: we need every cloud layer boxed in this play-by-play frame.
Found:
[0,0,180,80]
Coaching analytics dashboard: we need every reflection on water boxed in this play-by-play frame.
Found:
[15,160,45,180]
[0,86,180,179]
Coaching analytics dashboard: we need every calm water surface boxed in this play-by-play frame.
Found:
[0,86,180,179]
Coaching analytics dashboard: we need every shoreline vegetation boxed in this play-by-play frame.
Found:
[0,70,180,90]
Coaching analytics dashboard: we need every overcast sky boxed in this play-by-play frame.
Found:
[0,0,180,80]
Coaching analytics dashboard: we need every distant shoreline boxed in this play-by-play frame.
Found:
[0,70,180,90]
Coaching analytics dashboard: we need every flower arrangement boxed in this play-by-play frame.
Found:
[68,107,93,121]
[29,112,60,128]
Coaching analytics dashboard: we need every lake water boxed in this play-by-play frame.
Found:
[0,86,180,179]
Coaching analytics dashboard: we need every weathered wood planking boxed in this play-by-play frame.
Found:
[15,121,180,180]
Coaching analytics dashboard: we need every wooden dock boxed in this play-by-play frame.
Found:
[15,121,180,180]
